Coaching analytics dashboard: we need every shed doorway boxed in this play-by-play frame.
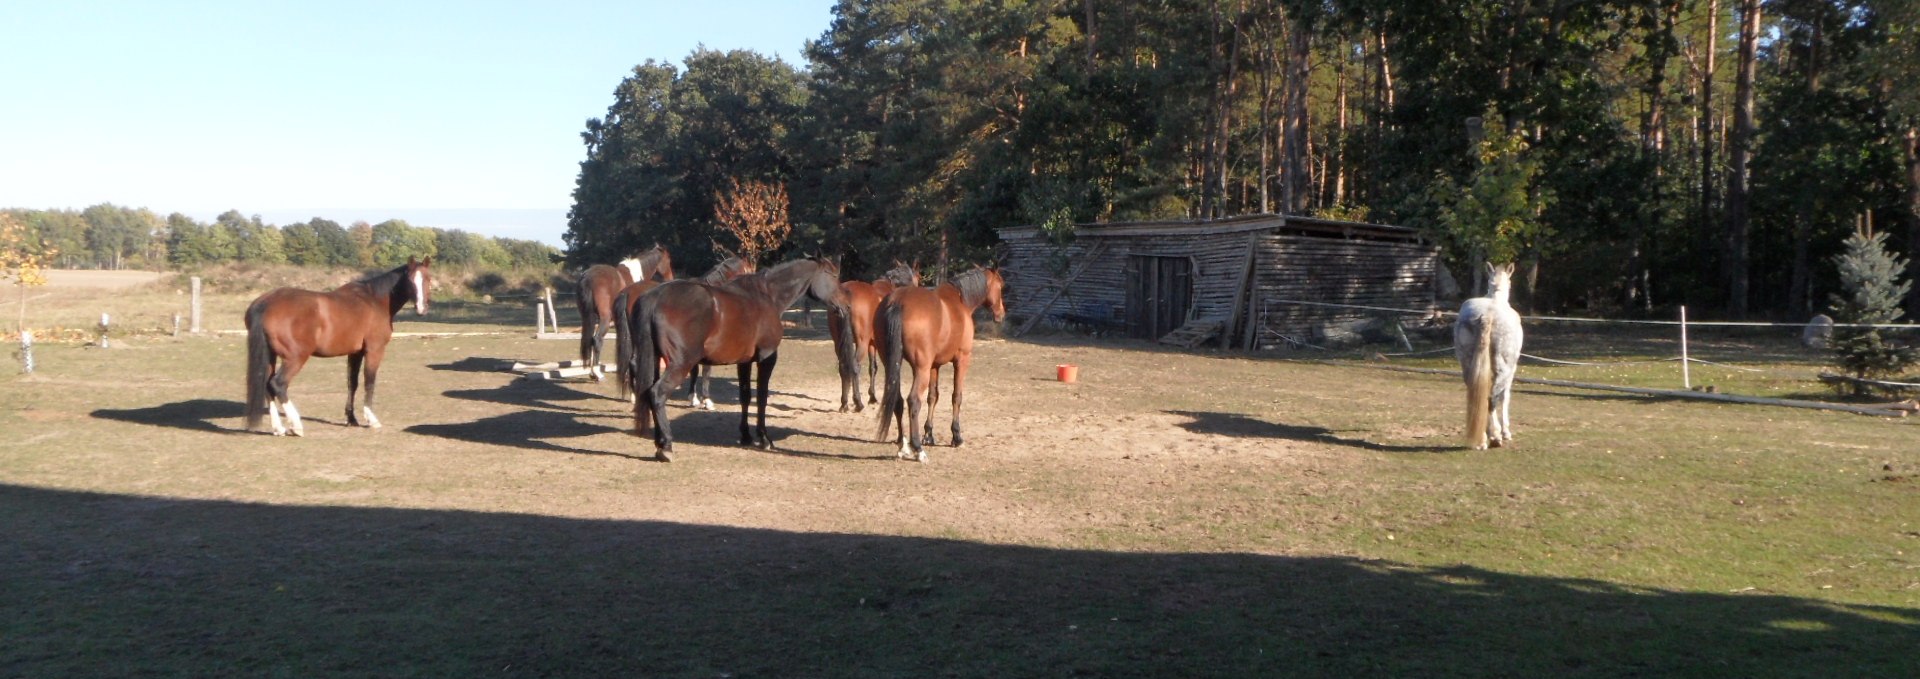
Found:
[1124,255,1192,340]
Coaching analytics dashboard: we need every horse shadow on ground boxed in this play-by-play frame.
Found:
[405,409,644,461]
[443,378,618,415]
[426,356,524,374]
[7,482,1916,677]
[1167,410,1454,453]
[90,399,248,435]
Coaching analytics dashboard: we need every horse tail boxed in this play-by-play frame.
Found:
[243,302,273,431]
[576,274,597,366]
[1465,317,1494,449]
[612,289,633,401]
[626,290,661,435]
[830,302,861,394]
[874,300,905,441]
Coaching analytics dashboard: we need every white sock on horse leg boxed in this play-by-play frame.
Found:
[362,406,382,428]
[284,402,304,437]
[268,401,287,436]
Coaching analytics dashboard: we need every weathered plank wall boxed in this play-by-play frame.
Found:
[1000,216,1442,346]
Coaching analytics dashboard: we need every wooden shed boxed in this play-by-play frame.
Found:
[997,214,1447,349]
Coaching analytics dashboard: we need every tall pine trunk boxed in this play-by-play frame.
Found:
[1725,0,1761,317]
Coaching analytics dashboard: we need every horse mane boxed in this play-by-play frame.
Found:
[349,264,410,293]
[950,267,993,308]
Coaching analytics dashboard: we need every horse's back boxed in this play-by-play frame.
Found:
[885,286,968,363]
[249,287,383,357]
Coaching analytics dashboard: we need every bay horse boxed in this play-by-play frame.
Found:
[1454,262,1524,449]
[612,255,757,409]
[575,244,673,382]
[244,256,432,436]
[873,264,1006,462]
[828,260,921,412]
[623,256,855,461]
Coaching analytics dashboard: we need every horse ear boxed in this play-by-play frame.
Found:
[422,256,431,267]
[408,255,418,265]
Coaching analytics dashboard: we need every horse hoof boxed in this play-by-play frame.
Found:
[655,449,673,463]
[915,451,928,463]
[1489,439,1506,448]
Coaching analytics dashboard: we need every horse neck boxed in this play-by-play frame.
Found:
[740,260,823,308]
[948,271,991,311]
[356,267,412,317]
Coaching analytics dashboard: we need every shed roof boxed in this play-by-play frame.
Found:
[996,213,1426,244]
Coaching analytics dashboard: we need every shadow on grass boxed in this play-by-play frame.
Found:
[3,483,1913,677]
[89,399,248,435]
[1167,410,1454,453]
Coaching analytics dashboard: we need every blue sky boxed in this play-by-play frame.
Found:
[0,1,836,246]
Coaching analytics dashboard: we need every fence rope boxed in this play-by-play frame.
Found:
[1260,298,1920,330]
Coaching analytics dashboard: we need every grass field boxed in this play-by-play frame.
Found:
[3,275,1917,677]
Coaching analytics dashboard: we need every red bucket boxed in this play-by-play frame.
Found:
[1056,364,1079,383]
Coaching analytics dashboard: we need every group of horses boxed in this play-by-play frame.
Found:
[241,246,1008,462]
[240,248,1518,455]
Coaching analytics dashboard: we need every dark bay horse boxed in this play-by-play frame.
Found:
[576,244,673,382]
[623,256,855,461]
[612,255,757,408]
[828,260,921,412]
[874,265,1006,462]
[244,257,432,436]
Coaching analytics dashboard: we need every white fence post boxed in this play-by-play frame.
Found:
[98,313,110,349]
[190,276,203,333]
[18,331,31,374]
[1679,305,1691,390]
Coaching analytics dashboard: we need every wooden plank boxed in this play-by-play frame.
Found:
[1222,234,1257,349]
[1012,241,1109,337]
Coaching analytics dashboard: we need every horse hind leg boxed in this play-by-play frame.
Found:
[949,357,968,447]
[272,353,310,436]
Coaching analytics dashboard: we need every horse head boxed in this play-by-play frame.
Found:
[883,259,919,287]
[1485,261,1515,304]
[405,256,433,316]
[647,243,675,281]
[981,265,1006,323]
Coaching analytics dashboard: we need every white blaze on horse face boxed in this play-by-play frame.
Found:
[619,258,645,283]
[412,271,428,315]
[362,406,383,429]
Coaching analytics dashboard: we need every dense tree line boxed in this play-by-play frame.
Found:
[566,0,1920,318]
[3,205,559,272]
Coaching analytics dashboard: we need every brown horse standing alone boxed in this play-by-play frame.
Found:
[623,256,855,461]
[827,261,920,412]
[576,244,673,382]
[244,257,432,436]
[873,265,1005,462]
